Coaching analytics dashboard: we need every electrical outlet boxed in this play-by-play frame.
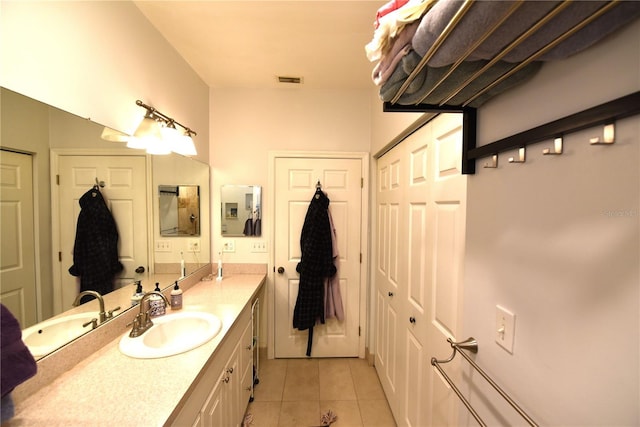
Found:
[251,240,267,253]
[188,239,201,252]
[495,305,516,354]
[155,240,171,252]
[222,239,235,253]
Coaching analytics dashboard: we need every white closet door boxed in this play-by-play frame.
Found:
[374,113,467,426]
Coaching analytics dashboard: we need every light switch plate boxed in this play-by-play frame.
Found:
[495,305,515,354]
[222,239,235,253]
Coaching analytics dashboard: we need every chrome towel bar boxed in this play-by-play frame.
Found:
[431,337,538,427]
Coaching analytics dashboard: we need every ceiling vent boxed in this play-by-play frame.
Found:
[277,76,303,84]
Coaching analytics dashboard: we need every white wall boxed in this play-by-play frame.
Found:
[462,19,639,426]
[0,0,209,163]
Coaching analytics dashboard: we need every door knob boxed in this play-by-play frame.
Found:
[135,266,145,274]
[277,266,285,274]
[409,317,416,324]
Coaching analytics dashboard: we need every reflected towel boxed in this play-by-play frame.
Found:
[1,304,37,398]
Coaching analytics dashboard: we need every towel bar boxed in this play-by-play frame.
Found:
[431,337,538,427]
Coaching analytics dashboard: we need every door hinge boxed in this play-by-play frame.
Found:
[58,251,62,262]
[358,326,361,337]
[360,253,362,263]
[56,174,60,185]
[361,177,364,188]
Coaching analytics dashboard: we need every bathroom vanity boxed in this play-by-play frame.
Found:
[8,271,265,426]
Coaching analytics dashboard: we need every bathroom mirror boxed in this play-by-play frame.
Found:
[221,185,262,237]
[159,185,200,236]
[0,87,210,358]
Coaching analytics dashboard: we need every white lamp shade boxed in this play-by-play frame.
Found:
[145,136,172,155]
[101,126,129,142]
[172,133,197,156]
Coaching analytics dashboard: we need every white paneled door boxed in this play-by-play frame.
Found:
[0,150,38,327]
[274,155,363,358]
[56,155,148,312]
[375,114,467,426]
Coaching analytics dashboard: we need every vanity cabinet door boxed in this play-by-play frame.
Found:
[201,369,226,427]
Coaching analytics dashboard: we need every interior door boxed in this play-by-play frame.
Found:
[0,150,38,327]
[274,156,362,358]
[56,154,148,311]
[374,142,405,416]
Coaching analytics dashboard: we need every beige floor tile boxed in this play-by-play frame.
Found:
[278,400,320,427]
[319,359,357,401]
[348,359,386,400]
[245,401,281,427]
[282,358,320,401]
[253,359,287,402]
[358,400,397,427]
[319,400,363,427]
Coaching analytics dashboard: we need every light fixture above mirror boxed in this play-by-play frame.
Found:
[107,100,198,156]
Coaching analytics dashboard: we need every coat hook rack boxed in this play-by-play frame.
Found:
[483,154,498,168]
[508,147,526,164]
[543,137,563,155]
[590,122,615,145]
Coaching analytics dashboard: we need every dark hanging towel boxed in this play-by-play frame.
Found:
[68,186,123,302]
[293,187,336,356]
[243,217,254,236]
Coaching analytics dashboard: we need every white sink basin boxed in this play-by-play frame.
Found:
[23,312,100,358]
[119,312,222,359]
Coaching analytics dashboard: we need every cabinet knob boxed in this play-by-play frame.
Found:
[246,345,252,350]
[409,317,416,324]
[226,367,234,374]
[388,292,394,297]
[223,376,230,384]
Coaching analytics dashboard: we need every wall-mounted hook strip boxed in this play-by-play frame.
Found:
[590,122,615,145]
[543,137,563,155]
[508,147,526,164]
[483,154,498,168]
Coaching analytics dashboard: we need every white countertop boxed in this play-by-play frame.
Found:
[9,274,265,427]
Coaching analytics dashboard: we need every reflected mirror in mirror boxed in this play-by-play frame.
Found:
[221,185,262,237]
[159,185,200,236]
[0,87,210,359]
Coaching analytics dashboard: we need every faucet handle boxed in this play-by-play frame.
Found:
[107,306,121,319]
[83,318,98,329]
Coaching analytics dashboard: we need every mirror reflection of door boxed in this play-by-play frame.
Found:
[0,150,38,327]
[220,185,261,237]
[56,154,148,312]
[159,185,200,236]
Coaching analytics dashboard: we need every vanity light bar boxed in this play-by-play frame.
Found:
[135,100,197,137]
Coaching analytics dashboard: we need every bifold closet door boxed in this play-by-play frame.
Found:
[374,113,467,426]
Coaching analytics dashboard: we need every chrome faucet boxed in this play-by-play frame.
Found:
[128,291,170,338]
[73,290,107,323]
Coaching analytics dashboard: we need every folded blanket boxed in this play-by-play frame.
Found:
[380,50,542,107]
[365,0,437,62]
[412,1,640,66]
[1,304,37,398]
[372,20,419,85]
[375,0,410,30]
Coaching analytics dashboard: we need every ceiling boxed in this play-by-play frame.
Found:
[134,1,383,90]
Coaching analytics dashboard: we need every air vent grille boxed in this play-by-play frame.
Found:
[277,76,303,84]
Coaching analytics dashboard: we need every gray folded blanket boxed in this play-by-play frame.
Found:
[413,0,640,67]
[379,50,542,107]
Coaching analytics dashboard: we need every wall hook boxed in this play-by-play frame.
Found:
[508,147,526,164]
[543,137,563,155]
[483,154,498,168]
[590,122,615,145]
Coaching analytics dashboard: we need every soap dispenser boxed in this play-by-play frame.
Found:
[149,282,166,317]
[131,281,144,306]
[171,281,183,310]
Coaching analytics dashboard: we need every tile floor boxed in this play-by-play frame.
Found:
[245,355,397,427]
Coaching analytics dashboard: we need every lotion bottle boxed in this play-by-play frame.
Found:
[131,281,144,306]
[149,282,166,317]
[170,281,183,310]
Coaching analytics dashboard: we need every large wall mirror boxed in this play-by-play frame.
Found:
[0,87,210,359]
[220,185,262,237]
